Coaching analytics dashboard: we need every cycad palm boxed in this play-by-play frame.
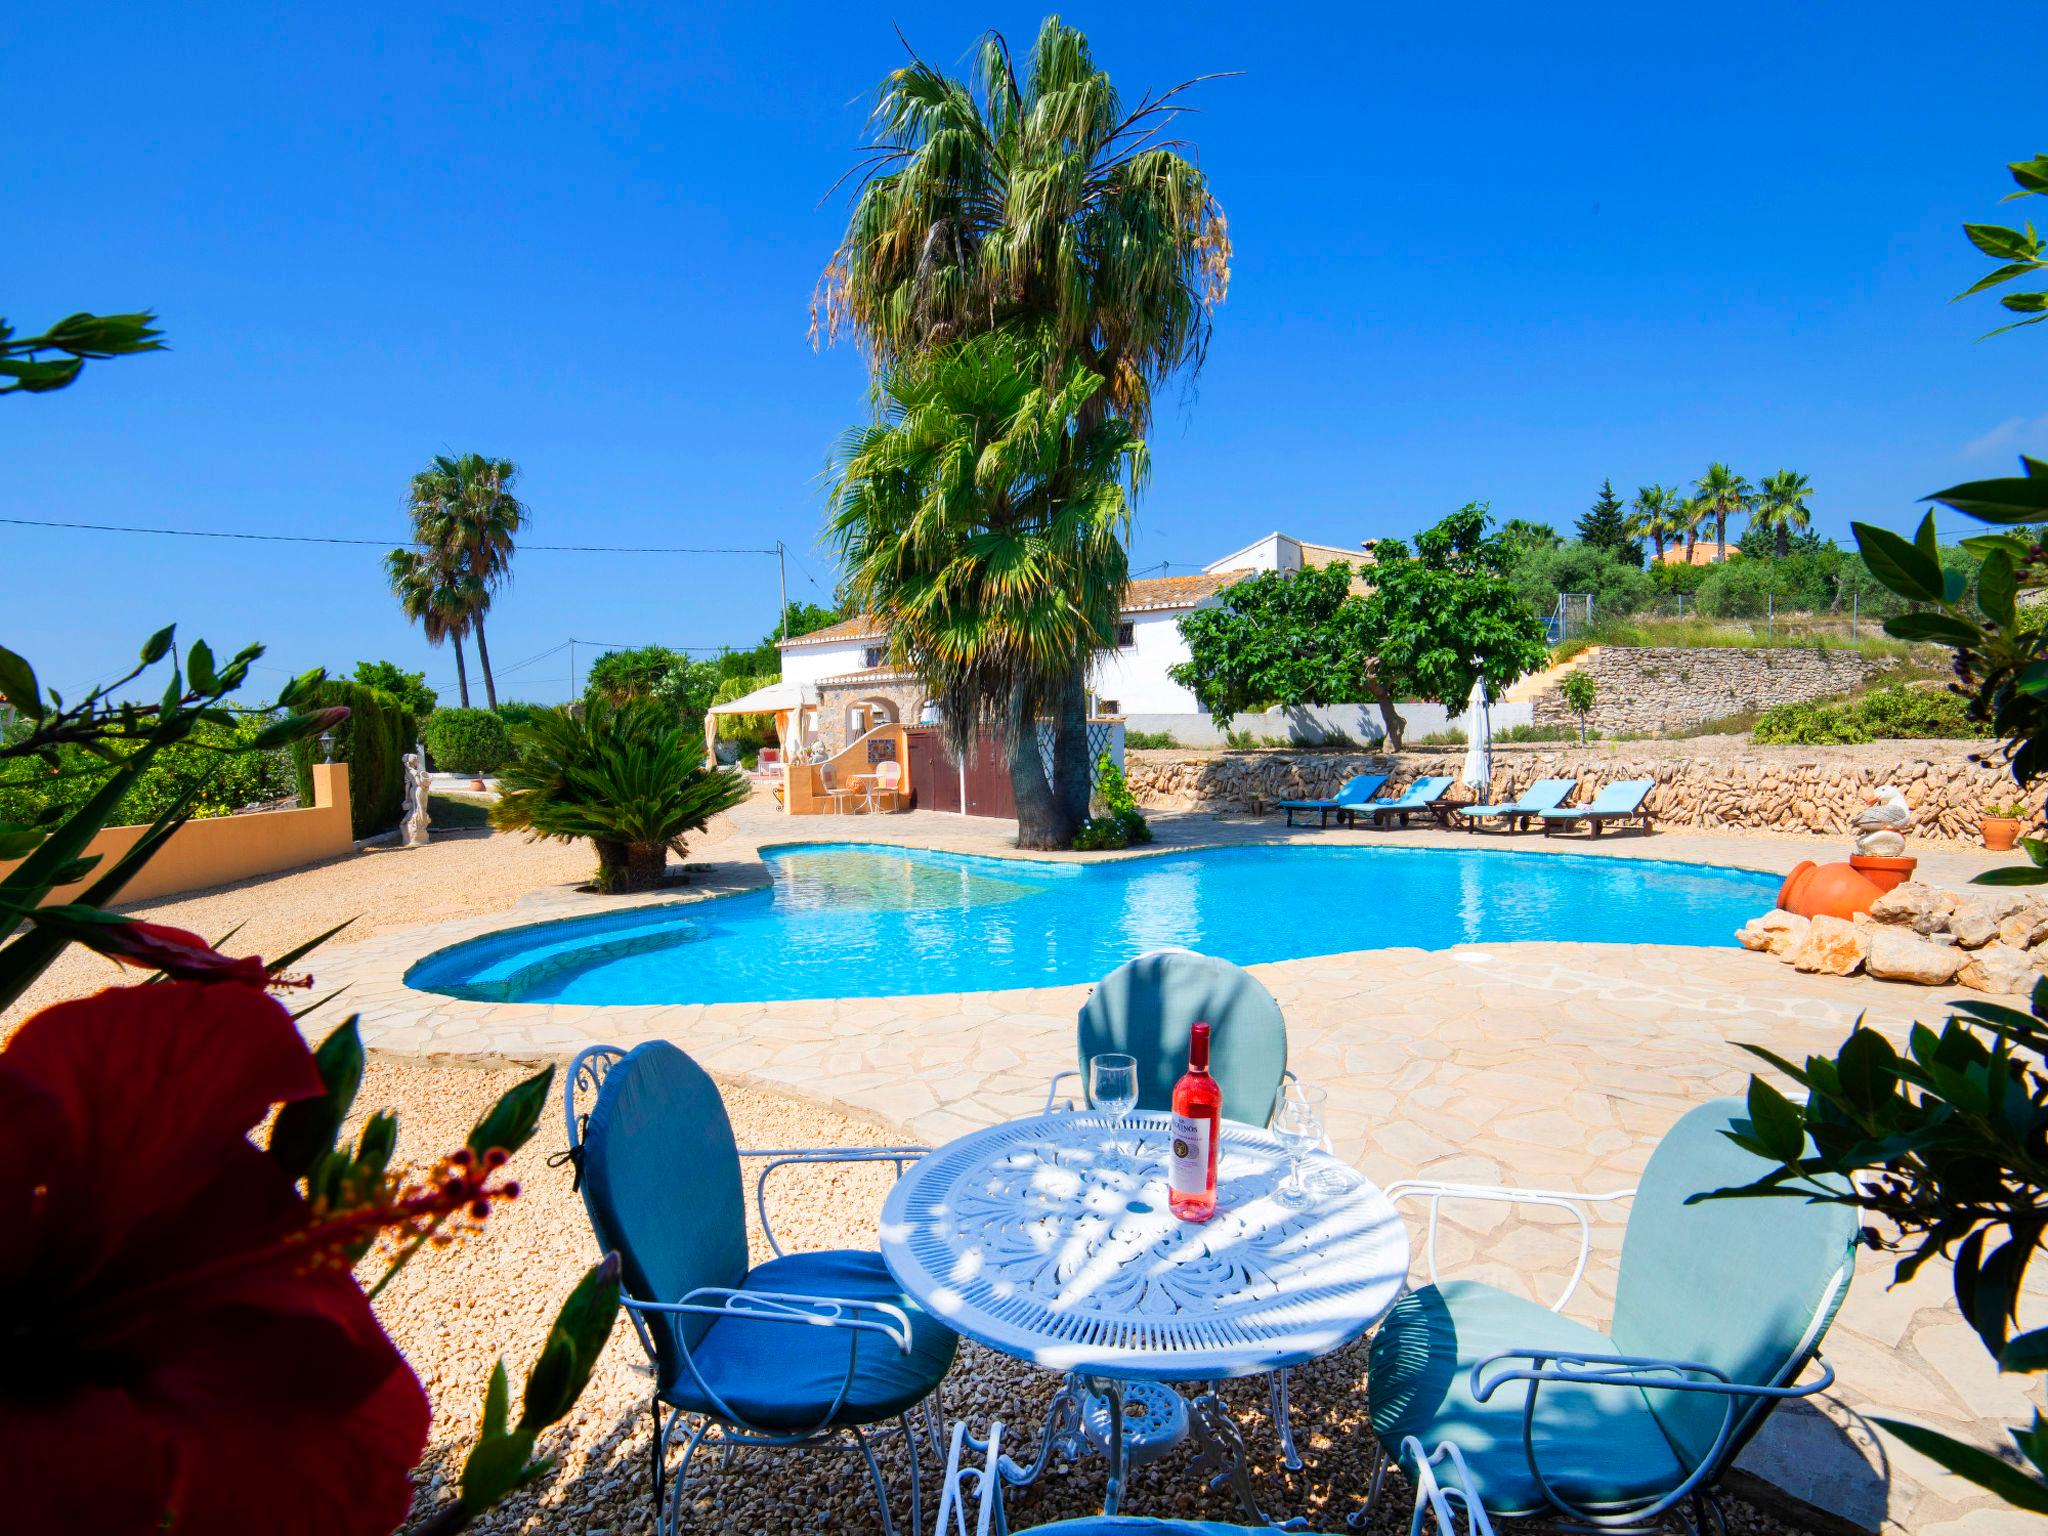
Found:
[406,453,527,708]
[818,17,1226,835]
[1694,462,1752,564]
[829,331,1146,848]
[384,546,479,707]
[1752,469,1814,559]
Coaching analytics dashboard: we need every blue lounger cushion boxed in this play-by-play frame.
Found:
[1464,778,1577,820]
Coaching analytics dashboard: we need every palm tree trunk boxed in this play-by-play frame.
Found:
[1716,513,1728,564]
[1651,533,1666,563]
[452,635,472,708]
[473,611,499,709]
[1006,687,1066,850]
[1051,671,1092,835]
[1776,523,1790,560]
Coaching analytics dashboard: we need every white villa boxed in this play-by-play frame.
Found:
[771,532,1375,753]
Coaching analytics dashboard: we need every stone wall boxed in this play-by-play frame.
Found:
[1530,646,1887,734]
[1123,739,2029,847]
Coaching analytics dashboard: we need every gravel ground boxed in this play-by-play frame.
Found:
[368,1058,1817,1536]
[3,827,618,1034]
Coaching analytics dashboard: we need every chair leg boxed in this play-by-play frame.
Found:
[850,1423,899,1536]
[663,1418,712,1536]
[902,1412,924,1536]
[651,1395,667,1509]
[1347,1438,1389,1528]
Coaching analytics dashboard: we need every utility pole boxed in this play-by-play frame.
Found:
[777,540,789,644]
[569,639,577,700]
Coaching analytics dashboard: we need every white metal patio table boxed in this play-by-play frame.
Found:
[878,1109,1410,1522]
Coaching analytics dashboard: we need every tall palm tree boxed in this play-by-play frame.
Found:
[817,17,1226,829]
[1751,469,1815,559]
[1629,484,1684,564]
[406,453,527,709]
[1693,462,1752,565]
[829,331,1145,849]
[384,546,478,707]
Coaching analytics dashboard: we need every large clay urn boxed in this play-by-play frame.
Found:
[1848,854,1918,896]
[1777,859,1885,921]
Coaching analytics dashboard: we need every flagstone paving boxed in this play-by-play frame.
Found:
[319,798,2039,1534]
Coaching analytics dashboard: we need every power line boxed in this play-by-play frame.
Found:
[0,515,780,556]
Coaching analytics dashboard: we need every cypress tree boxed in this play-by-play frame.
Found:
[1576,477,1643,567]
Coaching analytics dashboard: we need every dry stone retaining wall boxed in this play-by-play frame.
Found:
[1530,645,1887,734]
[1123,739,2029,847]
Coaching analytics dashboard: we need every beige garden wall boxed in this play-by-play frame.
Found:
[1123,740,2030,847]
[3,763,355,905]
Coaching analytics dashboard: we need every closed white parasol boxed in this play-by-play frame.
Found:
[1462,672,1493,796]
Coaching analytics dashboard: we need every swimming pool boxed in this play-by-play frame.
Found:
[405,841,1777,1007]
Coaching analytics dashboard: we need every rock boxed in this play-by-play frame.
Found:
[1738,910,1811,957]
[1999,907,2048,951]
[1790,914,1869,976]
[1950,903,2006,949]
[1866,927,1964,986]
[1867,882,1958,935]
[1959,943,2036,995]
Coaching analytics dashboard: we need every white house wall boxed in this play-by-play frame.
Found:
[1087,607,1206,714]
[780,640,875,688]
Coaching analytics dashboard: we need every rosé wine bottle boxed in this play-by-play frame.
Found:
[1168,1022,1222,1222]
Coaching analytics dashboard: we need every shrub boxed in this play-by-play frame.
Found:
[1693,559,1801,619]
[1511,541,1659,618]
[1223,727,1256,750]
[493,700,546,730]
[1414,729,1466,747]
[350,659,436,718]
[1496,722,1577,743]
[1649,560,1711,595]
[711,673,778,746]
[288,680,418,838]
[424,708,512,775]
[0,712,299,826]
[1124,729,1179,750]
[1071,815,1131,850]
[1093,752,1152,845]
[1752,684,1989,746]
[490,700,750,892]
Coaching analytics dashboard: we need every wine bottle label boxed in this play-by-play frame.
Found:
[1168,1112,1211,1195]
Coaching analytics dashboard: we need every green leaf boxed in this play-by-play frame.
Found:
[354,1110,398,1178]
[1925,474,2048,525]
[518,1253,621,1433]
[1965,223,2043,262]
[2003,1329,2048,1374]
[1980,550,2020,627]
[249,711,331,750]
[186,639,217,694]
[0,645,43,719]
[480,1359,511,1443]
[1972,866,2048,886]
[2010,156,2048,196]
[1873,1418,2048,1512]
[1884,612,1984,647]
[1957,261,2045,300]
[2025,837,2048,869]
[1853,522,1946,601]
[468,1065,554,1157]
[458,1428,541,1515]
[0,824,45,860]
[267,1017,365,1180]
[1837,1028,1898,1113]
[1746,1077,1807,1164]
[138,625,175,665]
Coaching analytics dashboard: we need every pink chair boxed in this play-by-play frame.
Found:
[864,759,904,813]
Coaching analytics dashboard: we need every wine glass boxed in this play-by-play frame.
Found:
[1089,1053,1140,1163]
[1271,1083,1325,1208]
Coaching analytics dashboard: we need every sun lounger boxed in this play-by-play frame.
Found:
[1277,773,1388,828]
[1458,777,1578,834]
[1540,777,1656,837]
[1350,775,1456,829]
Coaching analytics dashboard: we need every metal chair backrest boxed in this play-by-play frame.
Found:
[574,1041,750,1388]
[1077,950,1289,1124]
[877,760,902,790]
[1611,1097,1857,1473]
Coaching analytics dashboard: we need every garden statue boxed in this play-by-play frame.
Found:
[401,744,430,848]
[1851,785,1912,860]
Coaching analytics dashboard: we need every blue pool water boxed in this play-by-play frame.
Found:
[405,842,1777,1006]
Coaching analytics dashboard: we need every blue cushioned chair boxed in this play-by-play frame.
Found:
[1276,773,1390,828]
[1364,1098,1857,1533]
[566,1043,957,1536]
[1049,950,1289,1126]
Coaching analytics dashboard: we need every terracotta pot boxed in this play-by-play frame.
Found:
[1848,854,1917,895]
[1983,816,2023,853]
[1777,859,1884,921]
[470,777,487,791]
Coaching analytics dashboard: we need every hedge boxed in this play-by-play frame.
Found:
[0,713,299,827]
[290,680,418,838]
[424,708,513,775]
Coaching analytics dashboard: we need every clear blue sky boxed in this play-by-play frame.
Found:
[5,2,2043,707]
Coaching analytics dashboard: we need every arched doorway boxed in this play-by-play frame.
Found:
[847,696,897,739]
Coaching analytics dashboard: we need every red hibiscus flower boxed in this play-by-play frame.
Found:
[0,982,430,1535]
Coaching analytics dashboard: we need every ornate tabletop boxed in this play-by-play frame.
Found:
[878,1109,1410,1383]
